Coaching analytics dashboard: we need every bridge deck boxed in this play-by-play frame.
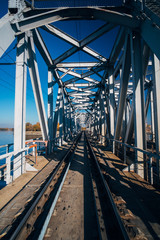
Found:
[95,145,160,239]
[0,143,72,238]
[0,141,160,239]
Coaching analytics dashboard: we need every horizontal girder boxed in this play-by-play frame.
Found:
[12,7,140,34]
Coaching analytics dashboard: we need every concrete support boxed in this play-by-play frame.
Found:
[131,32,146,178]
[48,70,53,153]
[152,54,160,183]
[28,33,48,140]
[14,33,27,179]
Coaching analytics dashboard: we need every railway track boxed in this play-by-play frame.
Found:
[2,132,129,240]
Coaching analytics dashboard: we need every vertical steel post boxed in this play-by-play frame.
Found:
[59,87,63,146]
[66,102,70,140]
[53,87,60,143]
[14,33,27,179]
[100,91,107,145]
[130,32,146,179]
[63,96,67,140]
[148,156,153,185]
[97,97,101,137]
[152,54,160,183]
[27,33,48,141]
[114,33,131,141]
[6,155,11,184]
[94,102,98,135]
[69,105,72,138]
[48,70,53,153]
[150,89,155,142]
[108,67,115,138]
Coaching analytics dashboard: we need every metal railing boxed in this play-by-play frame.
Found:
[49,131,76,152]
[96,135,160,185]
[0,133,75,187]
[0,137,46,187]
[0,143,39,186]
[0,143,13,155]
[0,148,27,185]
[111,138,159,185]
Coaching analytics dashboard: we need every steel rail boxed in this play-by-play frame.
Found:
[3,131,129,240]
[85,132,129,240]
[6,132,82,240]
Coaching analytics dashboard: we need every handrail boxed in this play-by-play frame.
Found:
[107,138,160,159]
[0,137,42,156]
[101,136,159,185]
[0,146,36,185]
[0,132,76,185]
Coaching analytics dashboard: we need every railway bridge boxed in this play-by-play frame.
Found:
[0,0,160,239]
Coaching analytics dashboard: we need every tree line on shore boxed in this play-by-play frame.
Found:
[0,122,59,132]
[0,128,14,131]
[26,122,41,131]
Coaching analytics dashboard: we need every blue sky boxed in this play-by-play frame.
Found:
[0,1,120,128]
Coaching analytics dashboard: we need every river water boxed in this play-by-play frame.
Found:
[0,131,14,146]
[0,131,14,165]
[0,130,14,153]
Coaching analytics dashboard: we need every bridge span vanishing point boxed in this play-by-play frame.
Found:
[0,0,160,239]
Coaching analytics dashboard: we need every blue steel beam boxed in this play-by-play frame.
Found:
[53,23,113,65]
[27,33,49,141]
[42,24,107,63]
[141,17,160,61]
[114,33,131,140]
[12,7,139,33]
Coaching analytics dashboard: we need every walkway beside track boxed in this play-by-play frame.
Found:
[93,144,160,240]
[0,134,160,239]
[0,142,72,238]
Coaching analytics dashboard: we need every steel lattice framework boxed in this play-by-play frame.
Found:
[0,0,160,184]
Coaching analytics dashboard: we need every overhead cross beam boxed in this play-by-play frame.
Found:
[52,23,114,65]
[64,61,107,85]
[42,24,108,63]
[12,7,139,33]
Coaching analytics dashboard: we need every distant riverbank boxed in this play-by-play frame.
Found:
[0,128,13,131]
[0,130,42,145]
[0,129,42,136]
